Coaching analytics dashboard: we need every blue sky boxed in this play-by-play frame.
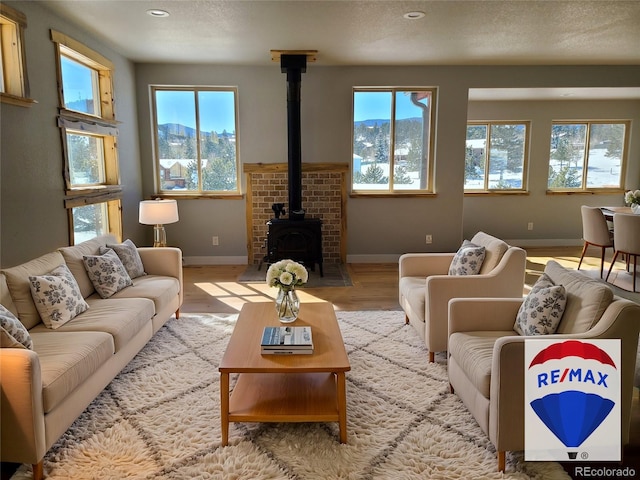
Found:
[354,91,430,122]
[155,90,237,133]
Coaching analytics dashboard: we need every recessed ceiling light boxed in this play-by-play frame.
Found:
[146,9,170,18]
[403,11,425,20]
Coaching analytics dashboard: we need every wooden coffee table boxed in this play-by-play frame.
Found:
[219,301,350,446]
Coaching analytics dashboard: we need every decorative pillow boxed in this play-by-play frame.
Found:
[448,240,486,276]
[514,273,567,335]
[83,249,133,299]
[0,304,33,349]
[100,239,146,279]
[29,264,89,329]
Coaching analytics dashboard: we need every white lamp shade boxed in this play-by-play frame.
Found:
[139,199,179,225]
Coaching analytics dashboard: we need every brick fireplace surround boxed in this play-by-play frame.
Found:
[243,163,349,265]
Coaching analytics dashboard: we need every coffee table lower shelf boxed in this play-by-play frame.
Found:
[220,371,347,445]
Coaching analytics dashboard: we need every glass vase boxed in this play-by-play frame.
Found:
[275,288,300,323]
[632,204,640,215]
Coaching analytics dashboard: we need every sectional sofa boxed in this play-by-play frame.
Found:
[0,235,183,480]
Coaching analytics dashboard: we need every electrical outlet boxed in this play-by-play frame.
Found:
[212,236,219,246]
[425,234,433,244]
[527,222,534,231]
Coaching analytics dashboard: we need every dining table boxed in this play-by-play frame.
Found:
[600,206,633,222]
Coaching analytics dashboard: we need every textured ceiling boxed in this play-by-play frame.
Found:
[42,0,640,66]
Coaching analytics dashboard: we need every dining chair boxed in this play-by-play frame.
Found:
[606,213,640,293]
[578,205,614,278]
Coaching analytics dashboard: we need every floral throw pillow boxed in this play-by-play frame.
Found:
[83,249,133,299]
[29,264,89,329]
[448,240,486,276]
[514,273,567,335]
[100,239,146,279]
[0,304,33,349]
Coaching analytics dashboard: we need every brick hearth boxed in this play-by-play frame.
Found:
[243,163,349,265]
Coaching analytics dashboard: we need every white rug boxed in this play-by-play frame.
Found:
[12,311,570,480]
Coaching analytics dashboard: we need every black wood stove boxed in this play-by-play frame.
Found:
[263,52,323,275]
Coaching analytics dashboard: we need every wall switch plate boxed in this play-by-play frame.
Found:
[212,236,219,246]
[425,234,433,244]
[527,222,534,231]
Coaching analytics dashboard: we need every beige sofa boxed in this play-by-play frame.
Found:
[399,232,527,362]
[448,260,640,471]
[0,235,183,480]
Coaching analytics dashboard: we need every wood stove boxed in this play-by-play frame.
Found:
[262,51,324,275]
[264,218,323,275]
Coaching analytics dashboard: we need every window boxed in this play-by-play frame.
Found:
[548,121,629,191]
[0,4,33,106]
[465,122,529,192]
[352,88,436,194]
[151,86,240,195]
[52,30,121,244]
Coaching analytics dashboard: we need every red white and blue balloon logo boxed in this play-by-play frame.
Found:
[525,339,621,461]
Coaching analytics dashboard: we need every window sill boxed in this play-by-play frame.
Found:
[350,192,437,198]
[464,191,530,196]
[154,193,244,200]
[1,93,37,108]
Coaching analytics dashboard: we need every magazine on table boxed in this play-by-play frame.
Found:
[261,325,313,351]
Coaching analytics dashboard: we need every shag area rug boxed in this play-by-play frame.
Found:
[238,263,352,288]
[12,311,570,480]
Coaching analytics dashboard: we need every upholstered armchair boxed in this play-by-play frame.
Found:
[399,232,526,362]
[448,260,640,471]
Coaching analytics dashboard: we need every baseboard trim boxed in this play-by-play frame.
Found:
[506,238,583,248]
[183,255,248,266]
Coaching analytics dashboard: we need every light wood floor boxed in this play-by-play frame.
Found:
[182,246,640,478]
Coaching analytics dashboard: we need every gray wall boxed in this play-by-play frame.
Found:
[2,0,639,267]
[135,63,640,263]
[1,1,144,267]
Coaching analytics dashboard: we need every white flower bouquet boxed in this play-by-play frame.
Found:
[266,259,309,291]
[624,190,640,206]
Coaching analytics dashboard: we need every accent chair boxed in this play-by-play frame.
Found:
[398,232,526,362]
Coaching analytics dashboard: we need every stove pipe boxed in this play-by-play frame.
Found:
[280,54,307,218]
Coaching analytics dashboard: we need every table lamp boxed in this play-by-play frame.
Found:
[139,199,179,247]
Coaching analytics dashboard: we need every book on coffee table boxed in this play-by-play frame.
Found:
[261,326,313,354]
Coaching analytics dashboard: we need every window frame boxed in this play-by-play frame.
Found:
[0,3,34,107]
[51,29,122,243]
[546,120,630,194]
[150,85,242,198]
[351,87,437,196]
[464,121,531,194]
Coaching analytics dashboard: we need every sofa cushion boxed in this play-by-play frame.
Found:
[101,239,146,279]
[83,249,133,299]
[0,304,32,349]
[514,273,567,336]
[448,240,486,276]
[58,235,117,299]
[1,251,66,330]
[544,260,614,334]
[448,331,514,398]
[470,232,509,274]
[29,264,90,329]
[31,297,154,352]
[110,275,180,316]
[30,330,114,413]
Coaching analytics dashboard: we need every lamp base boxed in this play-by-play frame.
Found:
[153,225,167,247]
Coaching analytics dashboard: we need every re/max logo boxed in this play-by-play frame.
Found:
[537,368,609,388]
